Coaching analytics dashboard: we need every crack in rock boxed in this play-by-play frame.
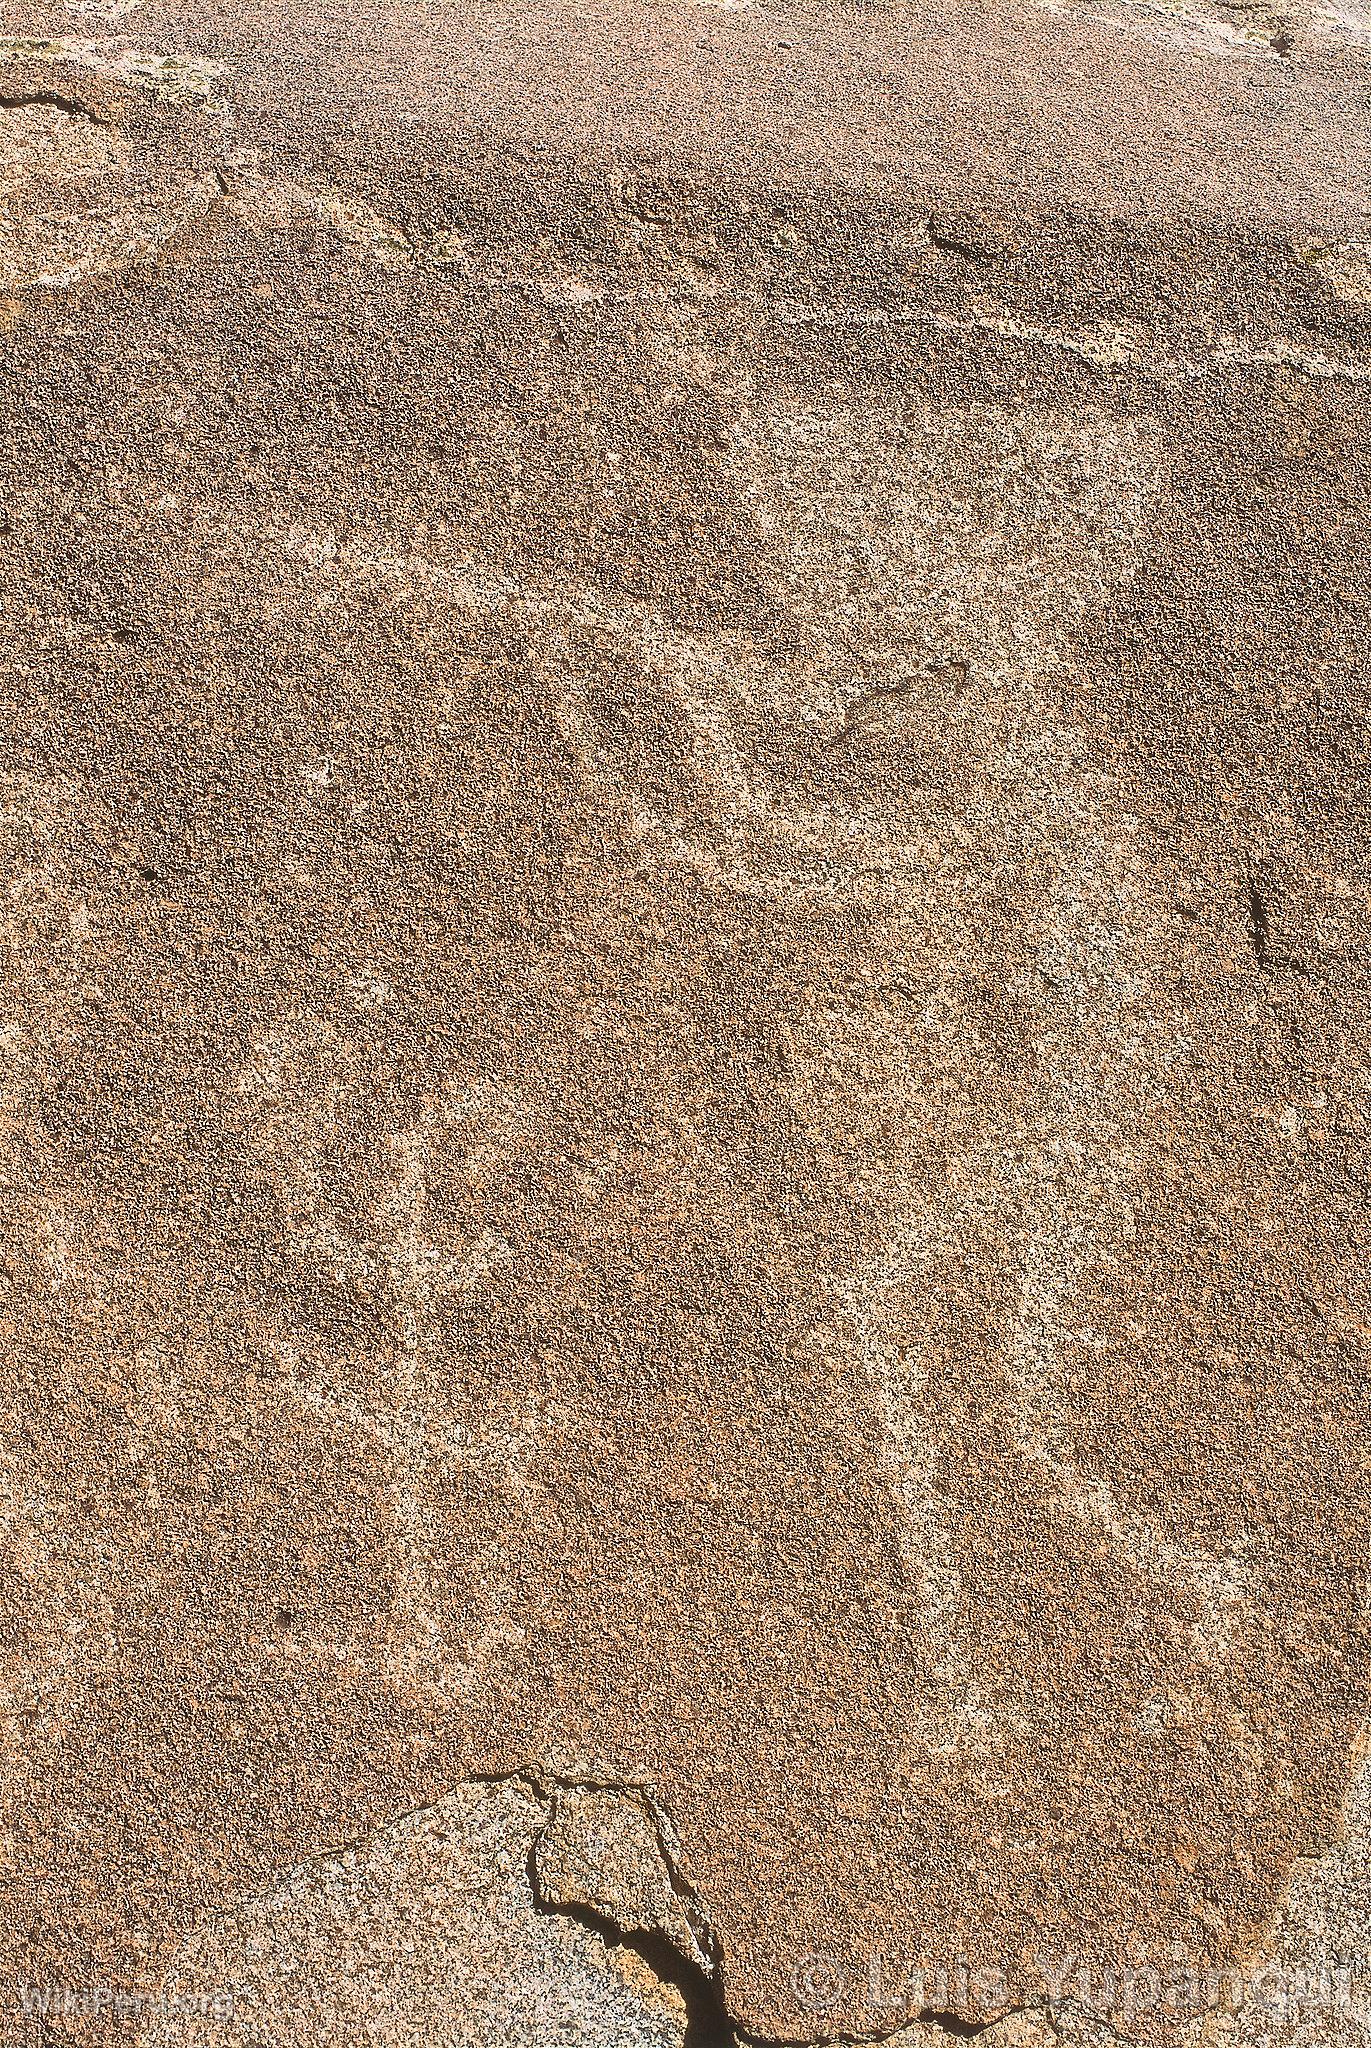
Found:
[0,36,228,109]
[0,94,216,293]
[533,1782,720,1979]
[139,1777,699,2048]
[0,46,223,294]
[133,1774,1058,2048]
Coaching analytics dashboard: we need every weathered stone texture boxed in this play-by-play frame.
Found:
[1,1,1369,2043]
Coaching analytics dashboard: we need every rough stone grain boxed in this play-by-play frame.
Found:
[0,1,1368,2044]
[534,1783,715,1974]
[139,1780,695,2048]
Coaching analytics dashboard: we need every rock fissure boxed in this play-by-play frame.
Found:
[523,1847,736,2048]
[448,1775,1059,2048]
[149,1772,1061,2048]
[0,87,106,120]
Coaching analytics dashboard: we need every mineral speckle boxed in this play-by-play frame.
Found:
[1,0,1369,2044]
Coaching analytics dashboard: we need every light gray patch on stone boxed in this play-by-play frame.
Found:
[1029,0,1297,54]
[0,37,227,108]
[139,1780,694,2048]
[0,80,215,294]
[1298,238,1371,306]
[1192,1737,1371,2045]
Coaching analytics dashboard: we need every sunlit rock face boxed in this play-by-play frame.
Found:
[139,1781,700,2048]
[1,4,1369,2045]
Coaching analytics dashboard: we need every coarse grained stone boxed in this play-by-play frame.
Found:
[0,1,1369,2042]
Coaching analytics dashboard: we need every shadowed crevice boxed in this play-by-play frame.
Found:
[0,87,107,124]
[526,1843,738,2048]
[508,1772,1052,2048]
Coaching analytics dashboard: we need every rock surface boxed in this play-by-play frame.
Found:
[140,1780,699,2048]
[1,1,1369,2043]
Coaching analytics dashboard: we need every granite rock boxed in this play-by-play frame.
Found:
[1,1,1369,2043]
